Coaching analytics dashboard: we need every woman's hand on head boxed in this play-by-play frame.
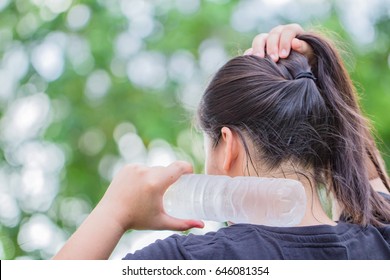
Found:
[99,161,204,232]
[245,23,313,62]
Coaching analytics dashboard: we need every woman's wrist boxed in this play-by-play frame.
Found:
[52,198,127,259]
[96,194,134,233]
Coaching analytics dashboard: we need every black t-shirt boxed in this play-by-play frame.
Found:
[123,222,390,260]
[123,193,390,260]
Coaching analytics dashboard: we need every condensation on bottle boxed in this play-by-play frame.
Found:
[163,174,306,227]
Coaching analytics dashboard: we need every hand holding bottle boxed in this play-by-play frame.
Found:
[100,161,205,232]
[53,161,204,259]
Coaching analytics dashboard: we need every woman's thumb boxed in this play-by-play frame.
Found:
[159,215,204,231]
[292,38,313,57]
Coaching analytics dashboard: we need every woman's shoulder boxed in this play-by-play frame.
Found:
[379,191,390,202]
[122,225,278,260]
[177,222,390,259]
[123,222,390,260]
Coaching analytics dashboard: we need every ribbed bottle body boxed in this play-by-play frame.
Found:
[163,174,306,227]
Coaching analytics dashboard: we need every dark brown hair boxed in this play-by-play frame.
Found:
[197,33,390,226]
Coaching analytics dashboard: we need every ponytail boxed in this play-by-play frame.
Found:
[298,33,390,226]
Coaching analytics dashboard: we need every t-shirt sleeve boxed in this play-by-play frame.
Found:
[379,191,390,202]
[122,234,187,260]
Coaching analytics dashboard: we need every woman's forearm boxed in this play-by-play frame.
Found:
[52,200,126,260]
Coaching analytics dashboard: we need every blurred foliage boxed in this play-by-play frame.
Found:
[0,0,389,259]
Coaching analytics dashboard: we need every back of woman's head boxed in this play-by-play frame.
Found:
[198,33,390,226]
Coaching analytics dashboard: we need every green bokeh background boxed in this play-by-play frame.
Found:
[0,0,389,259]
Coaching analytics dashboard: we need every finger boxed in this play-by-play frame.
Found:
[292,38,313,57]
[158,215,204,231]
[152,161,194,191]
[278,29,298,58]
[251,33,268,57]
[244,48,253,55]
[265,30,281,61]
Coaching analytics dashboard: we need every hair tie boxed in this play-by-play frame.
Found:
[295,72,317,81]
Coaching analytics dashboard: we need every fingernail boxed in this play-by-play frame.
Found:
[280,49,287,57]
[270,54,278,61]
[254,52,263,57]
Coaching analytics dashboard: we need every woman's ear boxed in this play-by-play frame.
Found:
[220,127,240,173]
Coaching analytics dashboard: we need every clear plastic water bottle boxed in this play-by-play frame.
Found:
[163,174,306,227]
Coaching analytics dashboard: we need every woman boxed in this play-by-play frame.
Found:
[53,24,390,260]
